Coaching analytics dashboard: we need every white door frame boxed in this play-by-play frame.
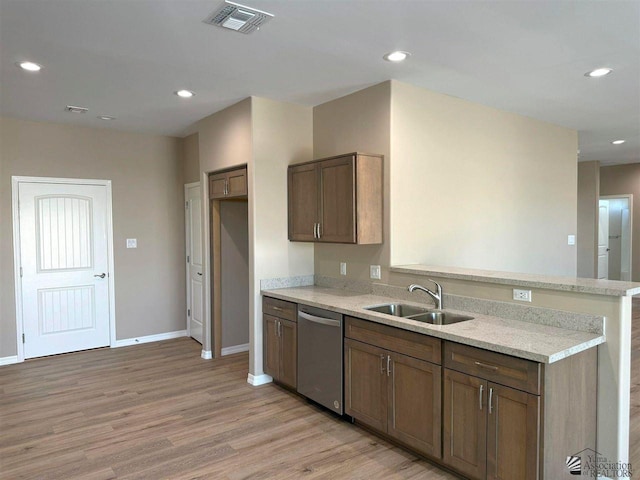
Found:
[11,176,117,363]
[601,194,634,280]
[184,181,200,340]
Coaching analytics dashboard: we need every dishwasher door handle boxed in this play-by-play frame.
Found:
[298,311,341,327]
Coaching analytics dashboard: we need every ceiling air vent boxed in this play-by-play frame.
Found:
[203,1,274,34]
[65,105,89,114]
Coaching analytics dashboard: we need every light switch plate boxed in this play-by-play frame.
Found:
[568,234,576,245]
[340,262,347,276]
[126,238,137,249]
[513,289,532,302]
[370,265,381,280]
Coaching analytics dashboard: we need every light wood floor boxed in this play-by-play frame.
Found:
[630,296,640,470]
[0,338,457,480]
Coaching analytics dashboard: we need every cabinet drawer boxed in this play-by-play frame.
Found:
[444,342,540,394]
[262,296,297,322]
[345,317,441,364]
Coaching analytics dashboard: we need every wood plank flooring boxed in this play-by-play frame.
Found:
[0,338,457,480]
[630,296,640,471]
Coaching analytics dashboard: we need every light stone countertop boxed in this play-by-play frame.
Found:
[392,264,640,297]
[261,285,605,364]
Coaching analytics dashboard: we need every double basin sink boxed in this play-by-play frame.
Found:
[363,303,474,325]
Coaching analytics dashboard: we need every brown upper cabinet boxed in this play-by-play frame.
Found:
[209,166,247,199]
[288,153,383,244]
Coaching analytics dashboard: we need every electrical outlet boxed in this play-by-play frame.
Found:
[513,289,532,302]
[340,262,347,276]
[370,265,381,280]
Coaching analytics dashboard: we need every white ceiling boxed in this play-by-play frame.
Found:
[1,0,638,165]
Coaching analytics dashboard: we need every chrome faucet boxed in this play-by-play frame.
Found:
[408,280,443,310]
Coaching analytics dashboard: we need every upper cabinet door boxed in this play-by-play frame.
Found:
[209,172,228,199]
[318,155,356,243]
[288,163,319,241]
[227,168,248,197]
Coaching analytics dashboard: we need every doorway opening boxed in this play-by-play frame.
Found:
[599,195,633,280]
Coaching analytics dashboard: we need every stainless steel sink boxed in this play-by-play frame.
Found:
[364,303,430,317]
[408,311,474,325]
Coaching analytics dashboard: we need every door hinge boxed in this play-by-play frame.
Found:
[22,333,25,344]
[187,309,191,317]
[187,255,190,263]
[186,201,189,209]
[20,267,23,277]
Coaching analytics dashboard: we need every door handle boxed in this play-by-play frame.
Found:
[94,273,106,279]
[197,272,202,276]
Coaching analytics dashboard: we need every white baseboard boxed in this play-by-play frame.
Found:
[112,330,187,348]
[201,349,212,360]
[221,343,249,356]
[247,373,273,386]
[0,355,19,366]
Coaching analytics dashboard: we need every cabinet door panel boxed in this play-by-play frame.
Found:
[209,172,228,199]
[443,368,487,480]
[279,319,297,389]
[318,156,355,243]
[263,314,279,380]
[288,164,319,241]
[487,383,539,480]
[344,339,387,432]
[227,168,247,197]
[388,353,442,458]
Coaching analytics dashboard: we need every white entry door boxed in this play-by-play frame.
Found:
[597,200,610,279]
[18,181,112,358]
[185,183,203,344]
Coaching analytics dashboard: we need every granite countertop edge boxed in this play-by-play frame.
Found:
[261,285,605,364]
[391,265,640,297]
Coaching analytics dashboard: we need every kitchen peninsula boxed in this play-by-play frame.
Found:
[261,265,640,479]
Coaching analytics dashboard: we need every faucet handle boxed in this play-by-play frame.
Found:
[428,278,442,291]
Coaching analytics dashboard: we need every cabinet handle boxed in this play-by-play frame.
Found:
[317,223,322,238]
[380,354,386,374]
[272,306,283,312]
[475,361,499,371]
[479,384,484,410]
[224,180,228,196]
[386,355,391,377]
[277,320,281,337]
[313,223,317,239]
[489,387,494,415]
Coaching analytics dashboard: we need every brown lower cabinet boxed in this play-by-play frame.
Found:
[344,318,442,459]
[344,317,597,480]
[443,368,539,480]
[262,297,297,389]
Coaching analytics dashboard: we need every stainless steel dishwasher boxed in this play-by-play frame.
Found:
[297,305,344,415]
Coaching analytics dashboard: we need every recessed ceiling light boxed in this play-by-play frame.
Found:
[585,67,612,78]
[611,140,625,145]
[383,51,411,62]
[98,115,115,121]
[17,61,42,72]
[175,89,195,98]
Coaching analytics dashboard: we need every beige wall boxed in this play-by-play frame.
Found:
[313,81,391,281]
[0,117,186,358]
[195,97,314,373]
[600,163,640,282]
[180,132,200,185]
[577,161,600,278]
[251,97,314,376]
[390,81,578,275]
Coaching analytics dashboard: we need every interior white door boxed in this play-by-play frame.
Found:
[597,200,610,279]
[19,182,111,358]
[621,207,631,281]
[185,183,203,344]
